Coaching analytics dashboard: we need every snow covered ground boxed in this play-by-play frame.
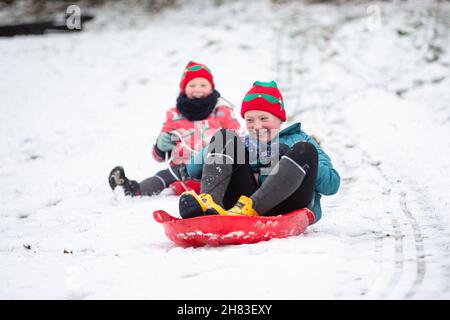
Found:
[0,0,449,299]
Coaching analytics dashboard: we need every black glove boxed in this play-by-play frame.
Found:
[258,142,291,167]
[275,142,291,158]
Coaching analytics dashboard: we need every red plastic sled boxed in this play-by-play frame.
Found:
[153,208,315,247]
[170,180,201,195]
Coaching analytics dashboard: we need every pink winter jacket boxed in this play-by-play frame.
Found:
[152,97,242,165]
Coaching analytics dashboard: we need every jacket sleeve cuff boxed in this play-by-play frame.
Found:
[152,144,170,162]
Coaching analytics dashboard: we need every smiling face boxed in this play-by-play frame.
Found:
[244,110,283,142]
[184,77,213,99]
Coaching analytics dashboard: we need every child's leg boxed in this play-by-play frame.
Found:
[138,176,164,196]
[139,165,184,196]
[222,162,258,210]
[251,141,318,216]
[201,129,257,208]
[178,129,257,218]
[109,165,185,197]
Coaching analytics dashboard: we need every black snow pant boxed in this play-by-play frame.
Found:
[202,129,318,216]
[137,165,185,196]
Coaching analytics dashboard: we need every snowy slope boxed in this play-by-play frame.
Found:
[0,0,449,299]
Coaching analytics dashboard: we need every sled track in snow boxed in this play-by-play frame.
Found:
[399,192,426,298]
[368,156,426,299]
[321,101,426,299]
[275,12,426,299]
[361,150,426,299]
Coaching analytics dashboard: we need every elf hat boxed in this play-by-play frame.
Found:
[180,61,215,93]
[241,80,286,122]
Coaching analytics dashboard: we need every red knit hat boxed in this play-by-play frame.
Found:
[180,61,215,93]
[241,81,286,122]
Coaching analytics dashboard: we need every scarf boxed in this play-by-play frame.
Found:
[176,90,220,121]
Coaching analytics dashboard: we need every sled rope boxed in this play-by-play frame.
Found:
[165,130,204,193]
[170,130,202,155]
[165,153,190,192]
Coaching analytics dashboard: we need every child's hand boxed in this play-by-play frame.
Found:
[258,142,290,167]
[156,132,178,152]
[271,142,291,158]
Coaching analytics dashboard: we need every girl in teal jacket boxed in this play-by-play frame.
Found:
[179,81,340,223]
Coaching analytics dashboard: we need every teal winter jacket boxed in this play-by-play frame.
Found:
[186,123,340,222]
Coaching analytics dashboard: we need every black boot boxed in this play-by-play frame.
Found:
[108,166,141,196]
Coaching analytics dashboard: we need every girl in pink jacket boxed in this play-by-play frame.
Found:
[108,61,241,197]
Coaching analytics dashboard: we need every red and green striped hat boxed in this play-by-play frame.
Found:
[180,61,215,93]
[241,81,286,122]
